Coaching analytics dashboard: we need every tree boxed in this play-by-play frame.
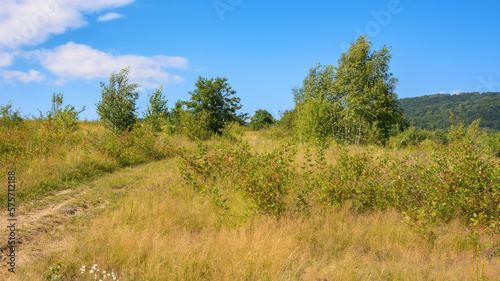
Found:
[293,64,339,143]
[168,100,184,126]
[291,36,405,145]
[96,67,139,133]
[250,109,275,130]
[143,86,169,132]
[184,76,243,134]
[293,36,408,144]
[334,36,404,144]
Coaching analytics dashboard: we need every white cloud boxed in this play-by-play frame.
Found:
[70,0,135,12]
[98,12,125,22]
[0,69,45,83]
[0,51,16,67]
[0,0,134,49]
[32,42,188,88]
[54,78,66,86]
[437,90,445,94]
[450,89,462,95]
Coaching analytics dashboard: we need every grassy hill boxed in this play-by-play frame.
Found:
[398,92,500,131]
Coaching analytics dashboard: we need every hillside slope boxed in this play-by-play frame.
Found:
[398,92,500,131]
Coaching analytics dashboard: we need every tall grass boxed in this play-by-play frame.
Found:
[23,154,499,280]
[179,126,500,241]
[3,120,500,280]
[0,120,175,203]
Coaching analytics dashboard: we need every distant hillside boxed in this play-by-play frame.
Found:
[398,92,500,131]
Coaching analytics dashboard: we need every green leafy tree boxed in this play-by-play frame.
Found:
[293,64,339,143]
[184,76,244,134]
[334,36,404,144]
[96,67,139,133]
[291,36,405,145]
[143,86,169,132]
[250,109,275,130]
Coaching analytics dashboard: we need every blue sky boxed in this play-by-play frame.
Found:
[1,0,499,120]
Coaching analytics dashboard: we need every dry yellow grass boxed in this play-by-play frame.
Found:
[11,157,497,280]
[4,129,499,280]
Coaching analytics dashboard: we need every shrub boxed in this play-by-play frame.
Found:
[0,102,23,128]
[179,141,297,217]
[46,93,85,132]
[221,121,245,141]
[179,124,500,241]
[388,127,433,148]
[179,110,212,141]
[92,124,173,167]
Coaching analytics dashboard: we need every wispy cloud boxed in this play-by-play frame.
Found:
[0,69,45,83]
[450,89,462,95]
[438,90,445,94]
[30,42,188,88]
[0,0,134,49]
[0,51,16,67]
[98,12,125,22]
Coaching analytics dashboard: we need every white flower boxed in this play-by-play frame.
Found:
[90,270,94,273]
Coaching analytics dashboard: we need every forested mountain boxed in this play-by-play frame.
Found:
[398,92,500,131]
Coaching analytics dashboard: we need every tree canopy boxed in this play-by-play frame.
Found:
[184,76,244,134]
[334,36,404,144]
[292,36,406,144]
[143,86,169,132]
[250,109,275,130]
[96,67,139,133]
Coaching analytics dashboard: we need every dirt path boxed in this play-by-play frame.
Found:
[0,186,96,270]
[0,159,153,279]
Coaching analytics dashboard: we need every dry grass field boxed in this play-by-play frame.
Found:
[0,122,499,280]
